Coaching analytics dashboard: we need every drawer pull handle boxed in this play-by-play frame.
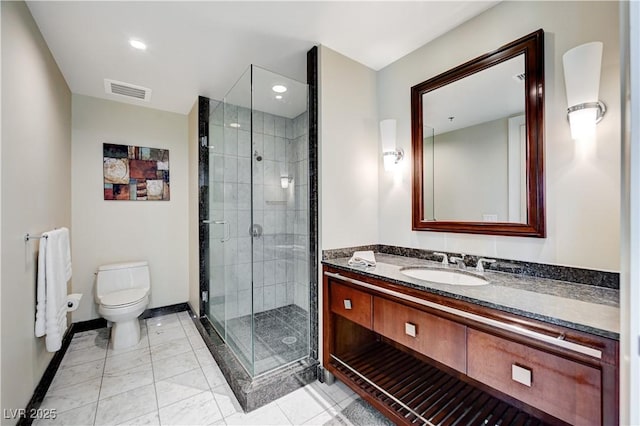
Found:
[512,364,532,387]
[343,299,352,310]
[405,322,417,337]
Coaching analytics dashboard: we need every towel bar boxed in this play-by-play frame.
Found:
[25,233,48,242]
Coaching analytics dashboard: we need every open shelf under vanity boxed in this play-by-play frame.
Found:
[329,341,548,425]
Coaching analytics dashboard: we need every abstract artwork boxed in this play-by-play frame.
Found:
[103,143,170,201]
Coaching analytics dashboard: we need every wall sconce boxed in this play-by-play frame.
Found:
[280,175,292,189]
[562,41,606,140]
[380,119,404,171]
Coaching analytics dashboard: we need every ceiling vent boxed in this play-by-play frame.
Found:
[512,73,526,83]
[104,79,152,101]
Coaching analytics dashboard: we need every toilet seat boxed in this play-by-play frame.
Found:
[101,288,148,308]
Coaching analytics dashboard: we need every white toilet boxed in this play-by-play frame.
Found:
[95,261,150,349]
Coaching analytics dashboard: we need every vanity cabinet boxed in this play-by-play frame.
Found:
[322,266,619,425]
[373,296,466,373]
[329,281,372,329]
[467,328,601,425]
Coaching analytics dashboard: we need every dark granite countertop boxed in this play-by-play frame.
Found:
[322,254,619,340]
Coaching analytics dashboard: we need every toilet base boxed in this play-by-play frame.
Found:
[99,295,149,350]
[110,318,141,350]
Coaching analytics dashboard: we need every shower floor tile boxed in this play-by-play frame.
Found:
[34,310,385,426]
[225,304,310,375]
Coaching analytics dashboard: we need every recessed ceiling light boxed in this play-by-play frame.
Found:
[275,95,283,100]
[229,123,241,128]
[272,85,287,93]
[129,39,147,50]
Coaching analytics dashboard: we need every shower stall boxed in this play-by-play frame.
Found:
[200,63,315,391]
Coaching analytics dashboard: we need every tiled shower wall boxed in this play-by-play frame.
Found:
[209,103,309,321]
[291,111,310,311]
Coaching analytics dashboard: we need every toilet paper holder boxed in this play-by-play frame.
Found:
[66,293,82,312]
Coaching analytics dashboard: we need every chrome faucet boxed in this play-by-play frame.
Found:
[449,254,466,269]
[433,252,448,266]
[476,258,496,272]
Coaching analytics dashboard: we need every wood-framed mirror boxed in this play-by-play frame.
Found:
[411,29,545,238]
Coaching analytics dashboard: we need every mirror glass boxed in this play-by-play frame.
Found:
[411,29,545,237]
[422,54,526,223]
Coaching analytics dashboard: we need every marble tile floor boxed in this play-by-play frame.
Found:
[34,311,385,426]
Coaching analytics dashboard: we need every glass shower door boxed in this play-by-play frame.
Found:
[206,65,309,378]
[223,67,254,374]
[207,99,225,338]
[208,67,255,375]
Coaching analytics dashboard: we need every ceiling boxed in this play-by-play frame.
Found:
[27,1,499,115]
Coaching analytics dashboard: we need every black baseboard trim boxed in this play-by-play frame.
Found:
[72,318,107,333]
[17,302,190,426]
[140,302,190,320]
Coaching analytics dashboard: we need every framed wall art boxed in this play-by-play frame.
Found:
[103,143,170,201]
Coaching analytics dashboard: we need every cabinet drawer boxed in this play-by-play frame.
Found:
[373,296,466,373]
[330,282,372,329]
[467,328,601,425]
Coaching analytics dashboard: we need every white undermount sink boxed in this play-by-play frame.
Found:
[400,268,489,286]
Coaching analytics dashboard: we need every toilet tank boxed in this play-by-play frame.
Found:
[95,261,150,302]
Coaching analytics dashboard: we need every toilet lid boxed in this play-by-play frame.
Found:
[101,288,148,307]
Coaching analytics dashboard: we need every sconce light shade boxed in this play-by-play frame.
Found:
[562,41,605,140]
[380,119,397,151]
[380,119,404,171]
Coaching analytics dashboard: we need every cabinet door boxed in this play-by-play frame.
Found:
[329,281,372,329]
[467,328,602,425]
[373,296,467,373]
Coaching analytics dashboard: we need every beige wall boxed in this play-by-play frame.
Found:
[71,95,189,321]
[318,46,379,364]
[1,0,4,410]
[188,100,200,316]
[377,1,620,271]
[319,46,379,250]
[1,1,71,421]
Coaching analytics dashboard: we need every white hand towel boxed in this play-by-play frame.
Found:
[348,250,376,267]
[34,236,47,337]
[34,228,72,352]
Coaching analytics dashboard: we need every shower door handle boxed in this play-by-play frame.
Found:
[202,220,230,242]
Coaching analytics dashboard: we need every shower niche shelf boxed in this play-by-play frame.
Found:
[322,266,619,425]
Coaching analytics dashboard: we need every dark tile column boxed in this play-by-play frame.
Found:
[307,46,319,362]
[198,97,210,316]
